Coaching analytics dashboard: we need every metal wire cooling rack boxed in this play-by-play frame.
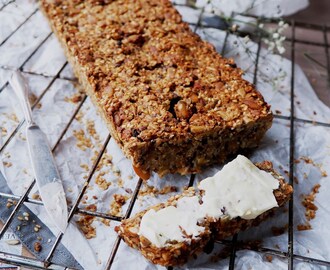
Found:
[0,0,330,269]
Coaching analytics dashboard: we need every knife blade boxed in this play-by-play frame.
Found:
[9,70,68,233]
[0,171,82,269]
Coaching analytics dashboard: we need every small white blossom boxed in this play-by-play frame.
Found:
[279,36,286,42]
[243,35,250,44]
[260,20,288,54]
[272,32,280,39]
[267,41,275,51]
[277,46,286,54]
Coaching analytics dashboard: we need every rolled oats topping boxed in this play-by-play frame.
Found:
[40,0,273,177]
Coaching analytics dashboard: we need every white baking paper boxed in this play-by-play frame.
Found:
[0,1,329,270]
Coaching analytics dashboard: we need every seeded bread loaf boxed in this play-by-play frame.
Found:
[40,0,273,178]
[115,161,293,266]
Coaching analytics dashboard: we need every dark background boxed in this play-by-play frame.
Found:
[285,0,330,107]
[287,0,330,24]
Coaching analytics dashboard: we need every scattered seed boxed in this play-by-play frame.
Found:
[34,227,39,232]
[23,212,29,217]
[35,224,41,229]
[17,216,23,221]
[6,202,13,208]
[31,193,41,200]
[16,226,20,231]
[34,242,42,252]
[6,240,20,245]
[24,216,29,221]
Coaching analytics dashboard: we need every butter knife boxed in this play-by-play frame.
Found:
[9,71,68,233]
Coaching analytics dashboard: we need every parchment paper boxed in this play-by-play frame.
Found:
[0,1,329,270]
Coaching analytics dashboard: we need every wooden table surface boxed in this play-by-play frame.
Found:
[285,0,330,107]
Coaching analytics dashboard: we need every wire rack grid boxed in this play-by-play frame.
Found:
[0,0,330,269]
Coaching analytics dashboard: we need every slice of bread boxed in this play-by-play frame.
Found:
[116,160,293,266]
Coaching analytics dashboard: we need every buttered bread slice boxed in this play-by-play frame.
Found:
[116,155,292,266]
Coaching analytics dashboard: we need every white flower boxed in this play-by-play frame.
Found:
[243,35,250,44]
[277,46,286,54]
[272,32,280,39]
[278,22,289,33]
[279,36,286,42]
[267,41,275,51]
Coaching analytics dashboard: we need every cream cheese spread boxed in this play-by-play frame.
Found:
[139,155,279,247]
[139,196,204,247]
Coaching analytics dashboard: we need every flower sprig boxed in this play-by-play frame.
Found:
[192,0,289,55]
[226,18,288,55]
[261,21,289,54]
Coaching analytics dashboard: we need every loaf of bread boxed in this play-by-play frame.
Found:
[40,0,273,178]
[116,157,293,266]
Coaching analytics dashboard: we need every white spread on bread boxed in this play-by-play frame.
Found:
[139,155,279,247]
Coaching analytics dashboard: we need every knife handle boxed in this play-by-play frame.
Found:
[9,71,35,126]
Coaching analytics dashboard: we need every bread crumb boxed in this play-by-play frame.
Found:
[265,255,273,262]
[76,216,96,239]
[3,161,12,168]
[1,127,7,136]
[34,242,42,252]
[297,183,321,231]
[85,204,97,212]
[80,163,89,171]
[86,120,100,142]
[95,175,112,190]
[100,218,110,226]
[73,129,92,151]
[75,111,84,122]
[300,156,327,177]
[293,176,299,184]
[4,112,19,123]
[117,178,124,188]
[65,93,84,103]
[297,223,312,231]
[139,184,178,197]
[159,186,178,195]
[110,194,129,216]
[302,184,320,221]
